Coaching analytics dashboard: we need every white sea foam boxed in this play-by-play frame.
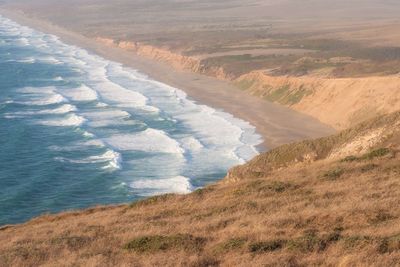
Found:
[17,86,55,94]
[54,149,121,170]
[1,100,14,105]
[16,37,29,46]
[180,136,204,152]
[38,56,62,64]
[82,131,95,138]
[79,139,106,147]
[22,94,67,106]
[105,128,185,154]
[89,150,122,170]
[82,110,131,120]
[6,104,77,117]
[3,114,21,119]
[16,87,68,106]
[60,84,99,102]
[38,114,86,127]
[38,104,77,114]
[82,110,137,127]
[92,80,149,108]
[17,57,35,64]
[48,140,101,151]
[130,176,193,196]
[96,102,108,107]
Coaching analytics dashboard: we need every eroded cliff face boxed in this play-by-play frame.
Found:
[96,37,400,130]
[95,37,232,80]
[235,72,400,129]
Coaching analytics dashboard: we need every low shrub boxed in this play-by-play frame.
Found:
[361,148,391,160]
[376,235,400,254]
[215,238,246,252]
[190,255,220,267]
[340,155,358,162]
[249,239,286,253]
[288,228,343,252]
[129,194,176,208]
[124,234,205,253]
[340,148,391,163]
[322,168,344,180]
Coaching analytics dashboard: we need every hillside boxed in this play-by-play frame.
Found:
[0,1,400,266]
[1,111,400,266]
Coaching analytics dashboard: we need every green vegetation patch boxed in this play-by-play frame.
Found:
[191,256,220,267]
[268,181,294,192]
[51,236,93,251]
[377,234,400,254]
[287,228,343,252]
[368,210,395,225]
[340,155,359,162]
[249,239,286,253]
[215,238,247,253]
[264,84,313,105]
[286,86,313,105]
[129,193,177,208]
[235,79,256,90]
[361,148,391,160]
[193,186,215,197]
[245,180,296,194]
[342,233,400,254]
[343,235,372,250]
[322,167,345,180]
[360,163,379,173]
[265,84,290,102]
[124,234,206,253]
[340,148,392,164]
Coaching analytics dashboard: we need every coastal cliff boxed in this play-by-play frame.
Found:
[96,37,233,80]
[235,72,400,129]
[96,37,400,130]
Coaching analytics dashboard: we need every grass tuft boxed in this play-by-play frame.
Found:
[190,255,220,267]
[129,194,177,208]
[124,234,206,253]
[288,228,343,252]
[340,155,358,162]
[322,168,345,180]
[215,238,246,253]
[249,239,286,253]
[361,148,391,160]
[50,236,93,251]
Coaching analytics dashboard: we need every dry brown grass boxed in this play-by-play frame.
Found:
[1,112,400,266]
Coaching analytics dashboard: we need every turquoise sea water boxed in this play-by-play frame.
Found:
[0,16,262,225]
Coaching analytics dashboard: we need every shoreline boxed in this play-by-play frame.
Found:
[0,8,335,150]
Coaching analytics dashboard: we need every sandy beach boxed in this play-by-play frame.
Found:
[0,8,335,150]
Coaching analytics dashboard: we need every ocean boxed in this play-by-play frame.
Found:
[0,16,262,225]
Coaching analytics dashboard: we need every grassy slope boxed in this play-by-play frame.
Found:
[1,112,400,267]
